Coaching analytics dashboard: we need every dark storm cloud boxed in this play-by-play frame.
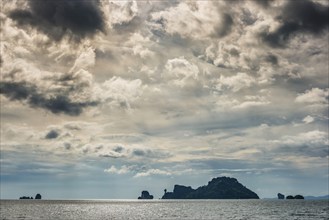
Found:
[253,0,274,8]
[0,82,97,116]
[264,54,278,65]
[45,130,59,139]
[261,0,329,47]
[9,0,105,41]
[213,13,234,38]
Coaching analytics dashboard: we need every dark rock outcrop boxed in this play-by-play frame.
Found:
[294,195,304,199]
[286,195,304,199]
[278,193,285,199]
[19,194,42,200]
[138,191,153,199]
[19,196,33,199]
[162,176,259,199]
[162,185,194,199]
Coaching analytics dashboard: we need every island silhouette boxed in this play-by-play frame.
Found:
[277,193,304,200]
[161,176,259,199]
[138,191,154,199]
[19,194,42,200]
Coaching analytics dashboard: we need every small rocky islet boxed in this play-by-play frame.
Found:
[19,194,42,200]
[138,191,154,200]
[277,193,304,200]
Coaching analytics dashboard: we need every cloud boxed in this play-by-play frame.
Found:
[261,0,329,47]
[150,1,234,39]
[134,168,171,178]
[104,165,181,178]
[295,88,329,105]
[9,0,105,41]
[95,77,144,109]
[0,81,97,116]
[264,53,278,66]
[88,142,171,160]
[272,130,329,158]
[216,72,256,92]
[1,0,329,199]
[0,44,98,116]
[302,115,314,124]
[279,130,328,146]
[69,47,96,73]
[213,13,234,38]
[106,0,138,26]
[45,130,59,139]
[104,165,132,174]
[215,95,270,110]
[253,0,274,8]
[164,57,199,87]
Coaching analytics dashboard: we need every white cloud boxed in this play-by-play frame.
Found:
[104,165,172,177]
[215,95,269,110]
[151,1,224,39]
[104,165,132,174]
[216,72,256,92]
[94,77,144,109]
[69,47,96,73]
[134,169,172,178]
[277,130,329,146]
[295,88,329,105]
[164,57,199,87]
[105,0,138,26]
[302,115,314,124]
[125,33,155,59]
[165,57,199,78]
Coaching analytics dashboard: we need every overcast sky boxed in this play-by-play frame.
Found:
[1,0,328,199]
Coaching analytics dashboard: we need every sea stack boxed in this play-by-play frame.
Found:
[138,191,154,199]
[278,193,285,199]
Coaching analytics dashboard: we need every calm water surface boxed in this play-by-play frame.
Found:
[1,200,328,220]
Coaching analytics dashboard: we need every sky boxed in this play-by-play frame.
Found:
[0,0,328,199]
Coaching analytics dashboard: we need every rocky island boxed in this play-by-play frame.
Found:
[278,193,285,199]
[19,194,42,200]
[138,191,154,199]
[286,195,304,199]
[162,176,259,199]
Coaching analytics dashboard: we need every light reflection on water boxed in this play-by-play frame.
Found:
[1,200,328,220]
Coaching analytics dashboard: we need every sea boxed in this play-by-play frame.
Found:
[0,200,328,220]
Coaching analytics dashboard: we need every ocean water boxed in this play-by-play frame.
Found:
[0,200,328,220]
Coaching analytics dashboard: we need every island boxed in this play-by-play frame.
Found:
[138,191,154,199]
[278,193,285,199]
[19,194,42,200]
[286,195,304,199]
[19,196,33,200]
[162,176,259,199]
